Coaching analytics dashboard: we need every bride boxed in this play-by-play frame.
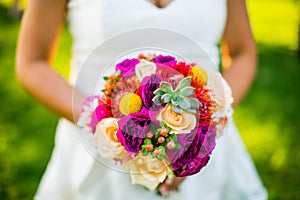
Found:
[16,0,267,199]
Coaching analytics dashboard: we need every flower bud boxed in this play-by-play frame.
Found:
[146,144,153,151]
[154,149,160,156]
[160,128,168,136]
[146,132,153,139]
[158,136,165,143]
[167,141,176,150]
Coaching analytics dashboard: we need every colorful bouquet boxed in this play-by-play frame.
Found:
[77,53,233,191]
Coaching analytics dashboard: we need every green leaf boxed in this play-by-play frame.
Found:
[160,82,173,93]
[160,121,167,127]
[103,76,109,81]
[168,170,174,180]
[183,108,197,114]
[151,153,156,159]
[159,146,165,153]
[179,87,195,97]
[156,155,163,161]
[115,70,121,75]
[153,88,164,96]
[161,94,171,103]
[155,131,161,138]
[169,134,176,141]
[175,77,192,91]
[171,105,183,115]
[171,99,179,107]
[178,98,191,109]
[167,126,171,132]
[174,143,182,151]
[187,98,201,109]
[144,139,152,144]
[152,95,163,105]
[142,148,148,156]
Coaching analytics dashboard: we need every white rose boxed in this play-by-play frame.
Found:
[207,71,233,119]
[123,154,170,191]
[135,59,157,81]
[94,118,125,159]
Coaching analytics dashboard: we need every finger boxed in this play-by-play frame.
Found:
[165,177,173,185]
[159,184,169,196]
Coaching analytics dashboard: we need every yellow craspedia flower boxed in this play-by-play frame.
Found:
[189,66,208,87]
[119,94,143,115]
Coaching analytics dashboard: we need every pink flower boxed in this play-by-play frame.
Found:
[115,58,140,77]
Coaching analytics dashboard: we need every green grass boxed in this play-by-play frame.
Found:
[0,0,299,199]
[235,46,300,199]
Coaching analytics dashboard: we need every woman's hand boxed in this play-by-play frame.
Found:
[159,176,186,196]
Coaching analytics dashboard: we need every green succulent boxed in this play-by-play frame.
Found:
[152,77,202,114]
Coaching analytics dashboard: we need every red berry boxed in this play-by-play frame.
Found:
[160,128,168,136]
[158,136,165,144]
[146,144,153,151]
[167,141,176,150]
[146,132,153,139]
[154,149,160,156]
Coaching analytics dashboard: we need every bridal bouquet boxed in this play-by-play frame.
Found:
[77,54,233,191]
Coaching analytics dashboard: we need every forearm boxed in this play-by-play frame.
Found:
[222,51,256,107]
[221,0,256,107]
[16,61,85,123]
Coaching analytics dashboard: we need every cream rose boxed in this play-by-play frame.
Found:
[124,154,169,191]
[207,71,233,119]
[94,118,125,159]
[156,104,196,134]
[135,59,157,81]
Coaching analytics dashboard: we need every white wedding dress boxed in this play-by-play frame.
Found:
[35,0,267,199]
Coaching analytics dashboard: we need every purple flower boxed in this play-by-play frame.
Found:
[167,124,217,176]
[153,55,176,67]
[139,74,163,110]
[116,110,152,153]
[115,58,140,77]
[173,155,210,177]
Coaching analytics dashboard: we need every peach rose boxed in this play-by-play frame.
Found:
[135,59,157,81]
[207,71,233,119]
[156,104,197,134]
[124,154,170,191]
[94,118,125,159]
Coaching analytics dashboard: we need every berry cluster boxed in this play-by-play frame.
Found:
[141,122,181,161]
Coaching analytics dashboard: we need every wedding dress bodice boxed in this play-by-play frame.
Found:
[67,0,227,92]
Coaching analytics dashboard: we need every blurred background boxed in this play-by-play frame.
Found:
[0,0,299,199]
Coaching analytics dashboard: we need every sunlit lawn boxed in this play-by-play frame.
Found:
[0,0,299,199]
